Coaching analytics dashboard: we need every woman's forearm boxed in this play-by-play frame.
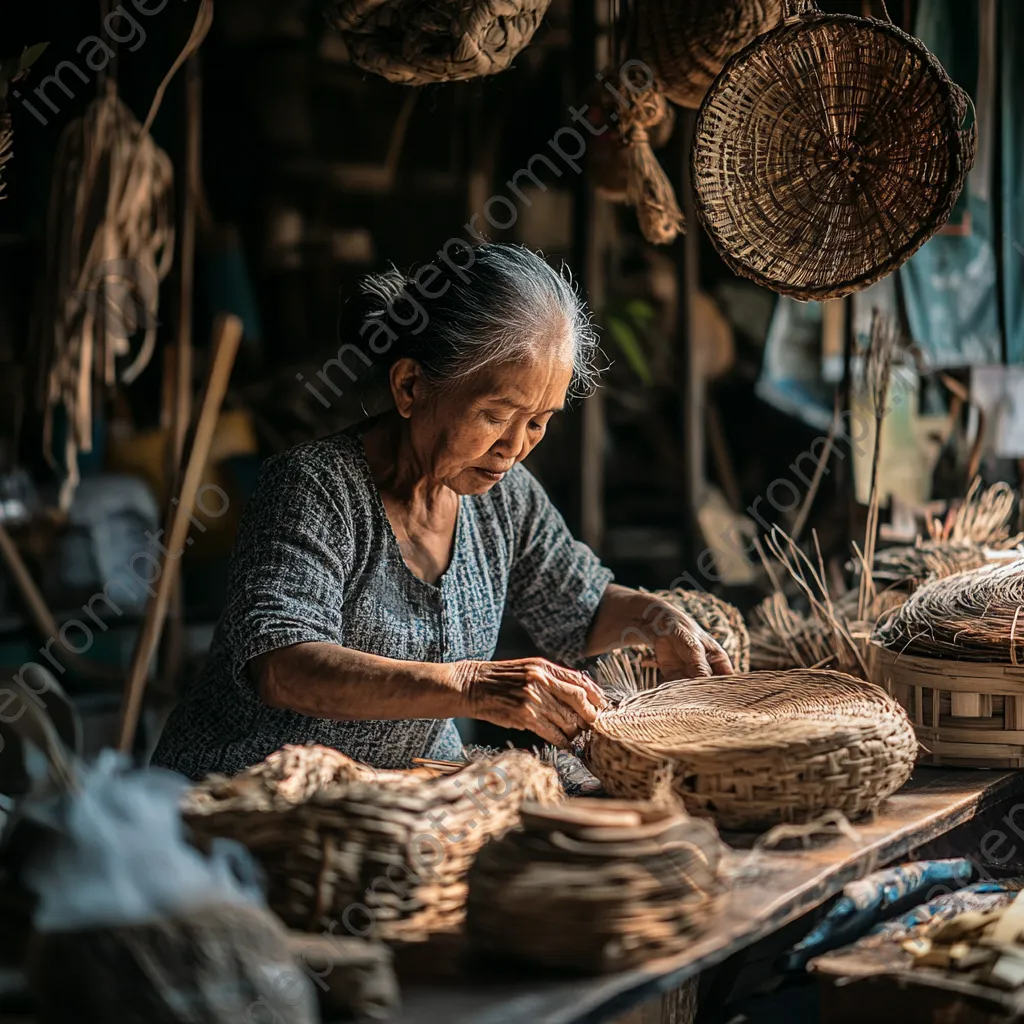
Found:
[583,583,671,657]
[251,642,470,721]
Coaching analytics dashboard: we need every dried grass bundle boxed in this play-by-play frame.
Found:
[466,798,723,972]
[873,560,1024,664]
[869,543,990,591]
[184,748,561,941]
[752,528,871,679]
[34,2,212,508]
[930,479,1024,549]
[584,668,917,830]
[183,743,441,814]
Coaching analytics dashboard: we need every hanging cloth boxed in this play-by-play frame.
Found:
[899,0,1001,367]
[1001,0,1024,363]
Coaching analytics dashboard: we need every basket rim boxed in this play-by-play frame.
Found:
[691,11,975,301]
[592,670,912,760]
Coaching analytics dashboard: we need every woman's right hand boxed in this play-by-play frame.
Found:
[451,658,610,748]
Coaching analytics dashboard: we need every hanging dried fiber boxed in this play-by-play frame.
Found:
[324,0,553,86]
[34,0,212,510]
[582,70,676,203]
[611,63,684,245]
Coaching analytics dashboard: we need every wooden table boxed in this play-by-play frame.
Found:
[389,768,1022,1024]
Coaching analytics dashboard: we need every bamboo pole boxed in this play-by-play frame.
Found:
[117,313,243,752]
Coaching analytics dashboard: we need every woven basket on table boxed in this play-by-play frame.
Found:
[583,669,917,831]
[183,747,561,941]
[871,561,1024,767]
[692,0,977,301]
[467,798,722,973]
[324,0,552,85]
[635,0,782,109]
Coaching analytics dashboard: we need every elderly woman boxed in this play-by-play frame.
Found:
[153,244,732,780]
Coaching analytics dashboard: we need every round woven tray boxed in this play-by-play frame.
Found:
[636,0,782,108]
[325,0,552,85]
[466,798,722,972]
[692,0,976,301]
[585,669,917,830]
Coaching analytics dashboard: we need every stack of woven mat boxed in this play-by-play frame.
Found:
[467,798,722,972]
[183,746,561,941]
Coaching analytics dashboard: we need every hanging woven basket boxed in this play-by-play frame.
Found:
[635,0,782,109]
[325,0,553,85]
[584,669,917,830]
[692,0,977,301]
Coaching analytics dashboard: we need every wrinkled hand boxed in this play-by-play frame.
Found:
[647,606,734,680]
[455,657,610,747]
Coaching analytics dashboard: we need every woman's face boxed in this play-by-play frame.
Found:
[393,330,574,495]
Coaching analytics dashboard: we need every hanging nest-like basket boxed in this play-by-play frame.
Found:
[636,0,782,109]
[584,669,917,830]
[324,0,553,85]
[184,746,562,941]
[467,798,723,972]
[692,0,977,301]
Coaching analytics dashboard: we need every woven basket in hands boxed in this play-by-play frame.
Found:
[692,0,977,301]
[184,747,561,941]
[636,0,782,109]
[591,590,750,697]
[467,798,723,972]
[325,0,552,85]
[584,669,917,830]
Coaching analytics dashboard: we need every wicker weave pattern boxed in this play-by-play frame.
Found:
[467,799,722,972]
[184,748,561,940]
[586,670,917,830]
[325,0,552,85]
[692,10,976,301]
[636,0,782,108]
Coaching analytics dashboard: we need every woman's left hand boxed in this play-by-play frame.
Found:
[648,604,734,680]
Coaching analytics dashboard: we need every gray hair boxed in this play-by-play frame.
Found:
[353,243,602,400]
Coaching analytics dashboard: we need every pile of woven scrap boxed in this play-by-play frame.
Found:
[905,890,1024,989]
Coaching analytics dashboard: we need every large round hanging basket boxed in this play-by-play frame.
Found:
[692,0,977,301]
[636,0,782,109]
[325,0,553,85]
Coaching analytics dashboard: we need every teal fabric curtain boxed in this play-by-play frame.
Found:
[1001,0,1024,364]
[900,0,1002,366]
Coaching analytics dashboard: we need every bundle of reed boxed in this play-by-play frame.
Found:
[869,542,990,591]
[34,2,212,508]
[184,748,561,941]
[184,743,441,814]
[751,528,872,678]
[584,669,917,830]
[466,798,723,973]
[930,479,1024,550]
[873,560,1024,664]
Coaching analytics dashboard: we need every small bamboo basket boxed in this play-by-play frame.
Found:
[184,747,561,941]
[585,670,917,831]
[871,645,1024,769]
